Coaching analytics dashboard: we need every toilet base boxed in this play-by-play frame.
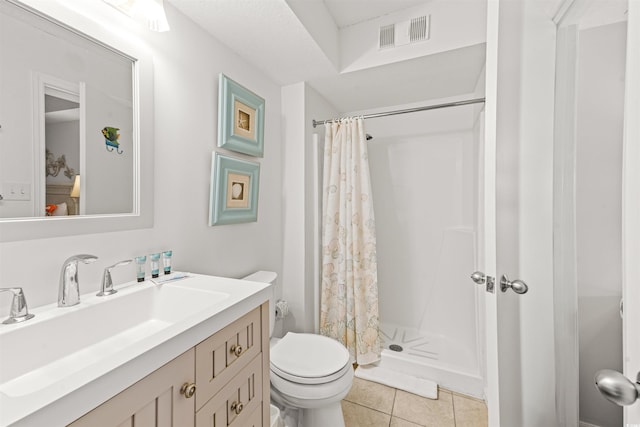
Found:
[271,389,348,427]
[300,402,346,427]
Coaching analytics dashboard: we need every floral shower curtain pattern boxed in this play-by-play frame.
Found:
[320,117,381,365]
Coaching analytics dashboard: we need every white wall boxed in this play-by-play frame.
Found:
[85,83,134,215]
[281,82,306,334]
[576,21,626,427]
[280,82,337,334]
[0,2,283,317]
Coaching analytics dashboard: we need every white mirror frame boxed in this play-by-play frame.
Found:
[0,0,154,242]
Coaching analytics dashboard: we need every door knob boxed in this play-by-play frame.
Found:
[500,275,528,294]
[471,271,486,284]
[595,369,640,406]
[470,272,495,293]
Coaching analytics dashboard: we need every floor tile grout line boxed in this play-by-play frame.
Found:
[452,391,457,427]
[388,388,397,427]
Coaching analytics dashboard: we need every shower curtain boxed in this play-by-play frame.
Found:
[320,118,381,365]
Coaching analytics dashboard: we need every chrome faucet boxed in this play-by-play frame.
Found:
[97,259,132,297]
[58,254,98,307]
[0,287,35,324]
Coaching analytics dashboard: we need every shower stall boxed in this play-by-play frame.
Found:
[314,96,486,398]
[369,100,484,398]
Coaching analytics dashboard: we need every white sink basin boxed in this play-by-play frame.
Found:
[0,273,271,427]
[0,277,228,396]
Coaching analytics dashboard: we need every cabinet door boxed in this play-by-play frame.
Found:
[195,353,263,427]
[69,350,195,427]
[195,306,262,410]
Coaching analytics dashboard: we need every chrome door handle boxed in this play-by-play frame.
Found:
[470,272,495,293]
[595,369,640,406]
[500,275,528,294]
[471,271,486,284]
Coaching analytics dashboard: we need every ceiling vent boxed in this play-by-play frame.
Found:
[379,24,395,49]
[410,16,429,43]
[378,15,430,49]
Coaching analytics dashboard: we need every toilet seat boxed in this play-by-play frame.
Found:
[271,360,352,385]
[270,333,351,385]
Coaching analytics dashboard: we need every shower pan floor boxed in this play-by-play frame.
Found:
[378,322,484,397]
[380,323,440,361]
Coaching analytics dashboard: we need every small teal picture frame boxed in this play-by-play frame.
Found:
[218,74,265,157]
[209,152,260,226]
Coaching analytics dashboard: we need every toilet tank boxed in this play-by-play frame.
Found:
[242,271,277,337]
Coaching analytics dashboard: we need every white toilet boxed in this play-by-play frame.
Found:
[243,271,354,427]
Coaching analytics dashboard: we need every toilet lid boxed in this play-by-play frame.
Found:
[270,333,350,381]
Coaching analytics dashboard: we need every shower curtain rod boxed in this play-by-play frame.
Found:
[312,97,486,128]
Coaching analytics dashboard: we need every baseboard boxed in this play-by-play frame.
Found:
[579,421,602,427]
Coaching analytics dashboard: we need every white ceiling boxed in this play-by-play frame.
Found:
[167,0,486,112]
[167,0,338,86]
[164,0,626,114]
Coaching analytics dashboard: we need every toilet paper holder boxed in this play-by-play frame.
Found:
[275,299,289,319]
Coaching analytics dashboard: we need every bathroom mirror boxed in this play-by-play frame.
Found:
[0,0,153,241]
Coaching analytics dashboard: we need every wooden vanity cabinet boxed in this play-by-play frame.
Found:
[68,348,195,427]
[68,302,270,427]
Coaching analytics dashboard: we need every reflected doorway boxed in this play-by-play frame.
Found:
[45,91,81,216]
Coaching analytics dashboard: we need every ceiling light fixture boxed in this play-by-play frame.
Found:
[103,0,170,32]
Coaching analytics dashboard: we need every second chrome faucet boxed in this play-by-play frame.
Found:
[97,260,132,297]
[58,254,98,307]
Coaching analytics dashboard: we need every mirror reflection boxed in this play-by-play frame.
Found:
[45,92,81,216]
[0,0,136,219]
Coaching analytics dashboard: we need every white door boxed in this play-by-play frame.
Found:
[621,0,640,422]
[482,0,558,425]
[480,1,500,424]
[482,0,640,425]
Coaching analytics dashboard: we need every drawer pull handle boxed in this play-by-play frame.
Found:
[230,344,243,357]
[180,382,196,399]
[231,400,244,415]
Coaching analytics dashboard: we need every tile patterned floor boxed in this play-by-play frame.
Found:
[342,377,488,427]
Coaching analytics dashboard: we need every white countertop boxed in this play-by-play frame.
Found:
[0,273,271,427]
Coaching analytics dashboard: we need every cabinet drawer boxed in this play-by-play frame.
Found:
[195,306,262,409]
[68,349,195,427]
[195,353,263,427]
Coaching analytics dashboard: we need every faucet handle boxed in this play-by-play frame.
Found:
[0,287,35,324]
[106,259,133,270]
[97,259,132,297]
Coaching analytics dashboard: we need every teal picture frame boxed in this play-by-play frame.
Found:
[209,153,260,225]
[218,74,265,157]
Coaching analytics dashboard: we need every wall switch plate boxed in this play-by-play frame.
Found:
[3,182,31,201]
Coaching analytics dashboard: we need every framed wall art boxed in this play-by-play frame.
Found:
[209,152,260,225]
[218,73,265,157]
